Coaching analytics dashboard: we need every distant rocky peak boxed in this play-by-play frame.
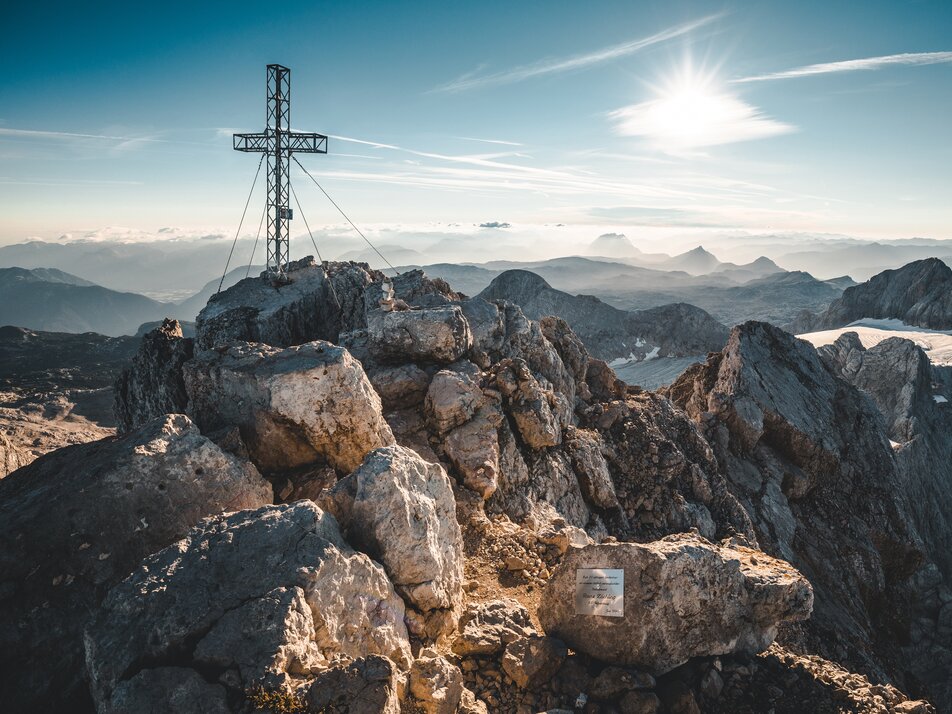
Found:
[479,269,552,303]
[791,257,952,332]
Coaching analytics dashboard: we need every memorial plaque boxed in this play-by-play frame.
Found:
[575,568,624,617]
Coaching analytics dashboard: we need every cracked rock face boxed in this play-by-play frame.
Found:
[113,318,194,434]
[539,534,813,674]
[670,321,952,708]
[195,258,381,350]
[0,413,271,714]
[185,340,394,475]
[84,501,412,711]
[324,445,464,621]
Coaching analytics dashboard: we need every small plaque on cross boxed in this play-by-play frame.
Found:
[575,568,624,617]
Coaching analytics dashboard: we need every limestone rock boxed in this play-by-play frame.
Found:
[425,368,485,434]
[113,318,194,433]
[304,655,402,714]
[0,413,270,714]
[195,258,380,350]
[442,401,502,499]
[368,362,431,410]
[564,427,619,510]
[85,502,412,710]
[539,534,813,674]
[409,652,467,714]
[501,634,567,688]
[452,599,535,656]
[367,304,473,363]
[185,340,394,474]
[493,357,563,448]
[324,445,464,615]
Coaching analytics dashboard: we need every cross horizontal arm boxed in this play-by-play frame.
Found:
[233,133,268,152]
[285,131,328,153]
[233,131,328,153]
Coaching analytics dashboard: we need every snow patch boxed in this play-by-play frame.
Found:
[798,318,952,367]
[935,395,948,404]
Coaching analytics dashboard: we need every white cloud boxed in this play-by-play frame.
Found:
[733,51,952,83]
[609,89,794,152]
[430,14,720,93]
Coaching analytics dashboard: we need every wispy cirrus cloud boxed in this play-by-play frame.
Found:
[430,14,721,93]
[0,126,213,150]
[733,51,952,83]
[458,136,524,147]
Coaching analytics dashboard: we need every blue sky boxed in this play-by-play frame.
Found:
[1,0,951,245]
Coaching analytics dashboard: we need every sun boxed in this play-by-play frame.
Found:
[610,64,793,153]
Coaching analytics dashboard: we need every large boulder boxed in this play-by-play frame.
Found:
[367,305,473,364]
[113,318,194,433]
[539,534,813,674]
[185,340,394,475]
[324,446,464,622]
[84,501,412,710]
[0,414,271,714]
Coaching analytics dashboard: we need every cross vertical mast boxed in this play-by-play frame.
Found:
[234,64,327,283]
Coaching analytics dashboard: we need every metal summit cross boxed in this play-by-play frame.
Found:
[234,64,327,282]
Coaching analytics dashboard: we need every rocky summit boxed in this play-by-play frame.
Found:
[2,258,946,714]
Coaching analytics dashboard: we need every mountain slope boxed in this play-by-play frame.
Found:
[666,246,723,275]
[791,258,952,332]
[0,267,171,336]
[477,269,728,362]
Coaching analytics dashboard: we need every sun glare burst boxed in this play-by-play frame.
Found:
[610,65,794,153]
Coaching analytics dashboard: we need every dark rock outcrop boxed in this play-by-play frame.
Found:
[820,334,952,674]
[669,321,952,707]
[113,318,193,433]
[0,414,271,714]
[791,258,952,332]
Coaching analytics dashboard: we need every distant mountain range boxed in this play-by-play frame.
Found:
[477,269,728,362]
[5,229,951,296]
[0,268,172,336]
[0,266,252,337]
[411,256,851,327]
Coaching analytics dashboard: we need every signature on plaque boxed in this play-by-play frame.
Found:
[575,568,624,617]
